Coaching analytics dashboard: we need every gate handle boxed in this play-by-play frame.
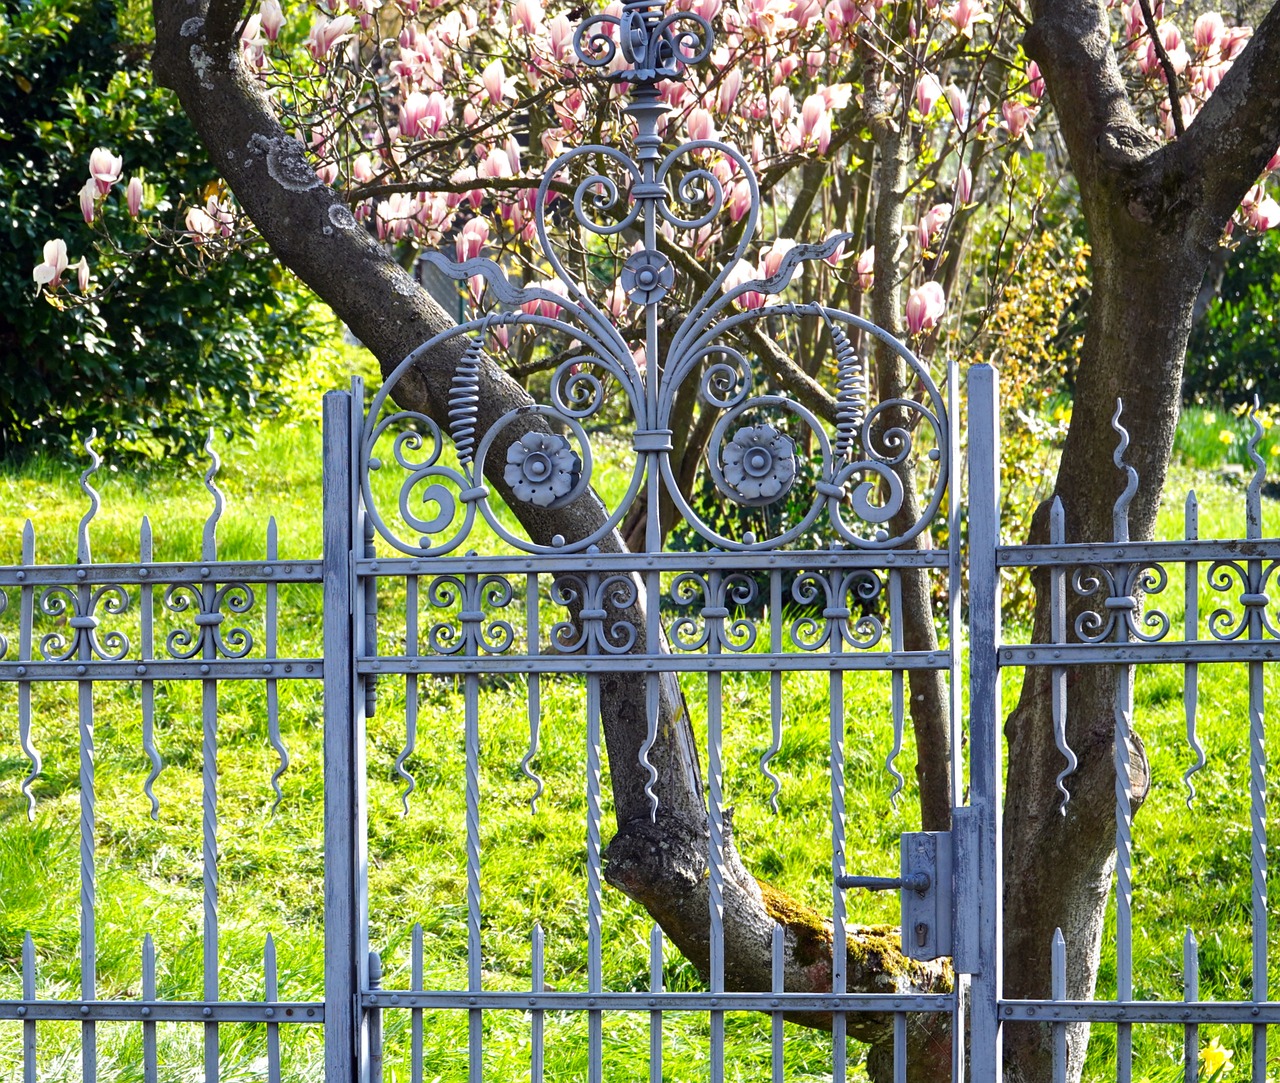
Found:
[836,871,931,894]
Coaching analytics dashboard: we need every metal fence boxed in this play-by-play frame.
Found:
[4,1,1280,1080]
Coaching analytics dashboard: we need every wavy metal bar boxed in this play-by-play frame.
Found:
[1183,492,1205,807]
[18,520,40,820]
[1113,662,1135,1083]
[202,431,223,562]
[265,518,288,815]
[1110,401,1138,545]
[760,569,783,813]
[78,431,102,565]
[1049,499,1077,812]
[464,615,482,1083]
[706,571,726,1083]
[886,569,906,805]
[394,574,419,815]
[829,642,848,1083]
[520,572,544,813]
[140,518,162,820]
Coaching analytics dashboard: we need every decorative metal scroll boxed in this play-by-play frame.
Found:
[359,0,948,556]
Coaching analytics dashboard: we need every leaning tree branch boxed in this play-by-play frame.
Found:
[1136,0,1185,138]
[1171,1,1280,243]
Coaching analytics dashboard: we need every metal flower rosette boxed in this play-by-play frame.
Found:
[360,0,948,557]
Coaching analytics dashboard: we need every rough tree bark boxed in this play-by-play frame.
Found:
[1007,3,1280,1080]
[149,1,950,1078]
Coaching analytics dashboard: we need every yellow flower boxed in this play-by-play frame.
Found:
[1200,1036,1234,1079]
[1219,430,1236,445]
[1203,410,1218,425]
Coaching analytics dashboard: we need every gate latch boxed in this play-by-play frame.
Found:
[836,831,952,962]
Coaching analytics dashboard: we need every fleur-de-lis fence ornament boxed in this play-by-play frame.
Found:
[358,0,948,556]
[163,583,256,659]
[424,575,517,655]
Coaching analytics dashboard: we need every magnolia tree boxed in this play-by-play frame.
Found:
[36,0,1280,1077]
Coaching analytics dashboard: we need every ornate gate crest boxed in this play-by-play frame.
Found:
[359,0,949,556]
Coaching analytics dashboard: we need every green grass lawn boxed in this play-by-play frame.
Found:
[0,411,1277,1082]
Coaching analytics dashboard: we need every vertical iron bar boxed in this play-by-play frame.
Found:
[707,572,725,1083]
[266,519,287,814]
[1183,929,1199,1083]
[465,592,483,1083]
[142,935,157,1083]
[1114,658,1134,1083]
[22,932,35,1083]
[411,924,424,1083]
[366,952,383,1083]
[649,925,663,1083]
[1050,500,1075,810]
[264,934,281,1083]
[585,655,603,1083]
[830,609,847,1083]
[1247,488,1267,1081]
[966,364,1003,1081]
[522,573,543,811]
[762,570,783,814]
[396,575,419,815]
[18,521,37,820]
[1183,493,1204,805]
[322,389,358,1083]
[201,470,220,1083]
[893,1012,906,1083]
[1051,929,1066,1083]
[77,518,97,1083]
[141,519,161,821]
[771,923,784,1083]
[947,356,967,1083]
[531,925,545,1083]
[887,569,906,802]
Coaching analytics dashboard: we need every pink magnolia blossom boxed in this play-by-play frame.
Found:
[456,216,490,262]
[125,176,143,218]
[79,180,97,225]
[1001,100,1037,141]
[1141,24,1188,75]
[799,92,826,137]
[260,0,284,40]
[76,256,90,292]
[478,146,514,179]
[687,107,716,143]
[716,69,743,115]
[955,163,973,206]
[1266,147,1280,173]
[185,206,220,240]
[905,281,946,334]
[512,0,543,35]
[947,0,989,37]
[604,278,628,320]
[915,72,943,117]
[769,86,795,122]
[89,147,122,195]
[1026,60,1045,100]
[32,239,70,290]
[316,161,339,186]
[1223,24,1252,59]
[306,14,356,61]
[944,84,969,128]
[547,14,574,61]
[1193,11,1224,53]
[822,233,847,267]
[402,91,452,137]
[481,59,513,106]
[759,238,797,280]
[353,154,376,185]
[721,259,766,310]
[728,180,752,222]
[855,246,874,291]
[917,202,952,252]
[1242,184,1280,231]
[520,279,568,318]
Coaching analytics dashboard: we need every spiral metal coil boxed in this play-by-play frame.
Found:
[447,338,484,470]
[830,320,866,460]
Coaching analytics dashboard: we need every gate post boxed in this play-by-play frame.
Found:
[323,389,360,1083]
[966,364,1003,1081]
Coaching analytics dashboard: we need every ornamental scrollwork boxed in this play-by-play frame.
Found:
[1070,563,1171,644]
[423,575,517,656]
[788,570,885,652]
[549,574,639,655]
[163,583,256,659]
[37,584,132,662]
[667,572,758,653]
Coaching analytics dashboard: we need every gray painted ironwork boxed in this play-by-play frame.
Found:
[5,10,1280,1083]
